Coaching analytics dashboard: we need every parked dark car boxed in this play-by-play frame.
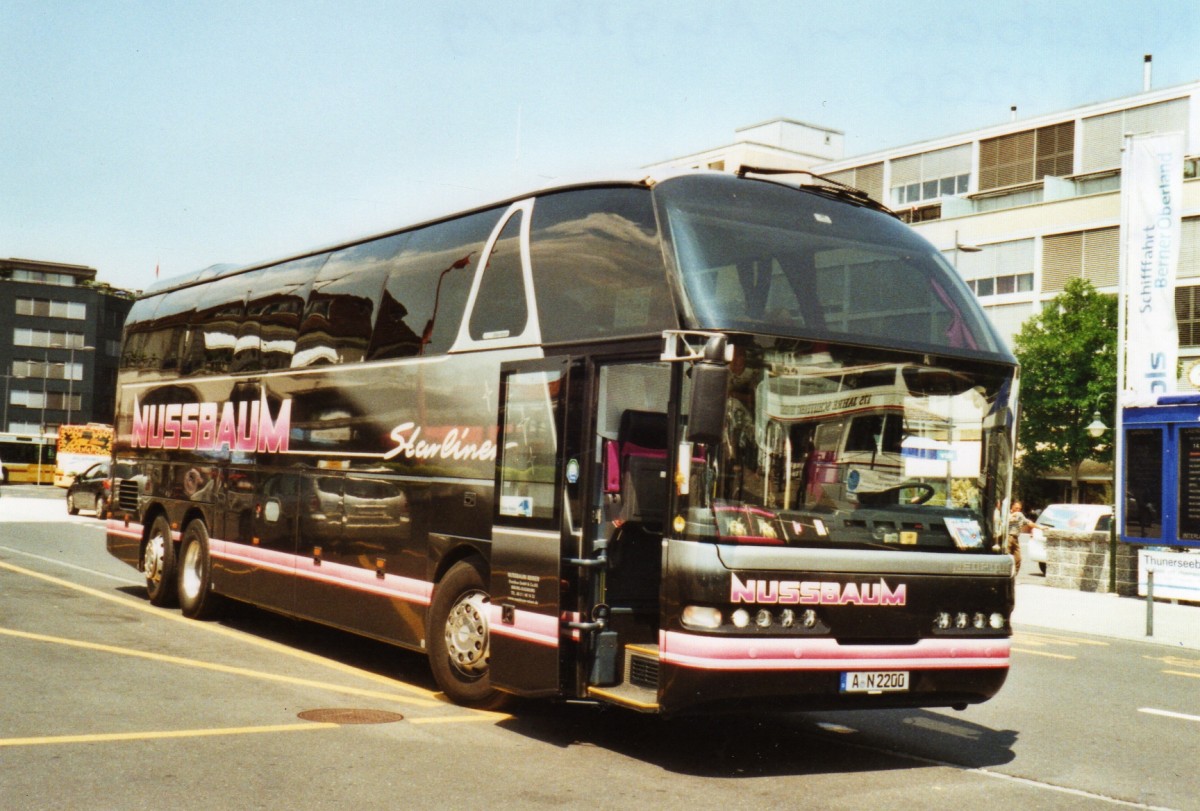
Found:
[66,461,113,516]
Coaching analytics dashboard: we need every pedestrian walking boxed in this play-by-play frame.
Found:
[1007,501,1031,574]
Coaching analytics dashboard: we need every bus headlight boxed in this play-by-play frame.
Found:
[681,606,722,630]
[731,609,751,628]
[755,609,773,628]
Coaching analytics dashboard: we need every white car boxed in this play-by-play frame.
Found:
[1023,504,1113,575]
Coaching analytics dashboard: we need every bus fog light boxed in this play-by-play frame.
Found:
[731,609,750,628]
[955,612,970,629]
[682,606,722,630]
[989,613,1007,630]
[973,612,986,629]
[801,609,819,629]
[755,609,773,628]
[780,609,795,628]
[935,612,952,630]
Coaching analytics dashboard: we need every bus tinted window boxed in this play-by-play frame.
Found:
[292,238,401,368]
[119,297,163,372]
[469,212,527,342]
[369,209,501,359]
[184,271,260,375]
[143,288,198,374]
[240,254,327,372]
[656,174,1007,360]
[530,188,676,343]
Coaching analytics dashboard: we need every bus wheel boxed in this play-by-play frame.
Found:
[143,515,178,607]
[178,520,222,620]
[427,560,505,709]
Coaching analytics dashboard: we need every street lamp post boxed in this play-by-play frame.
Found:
[65,344,95,425]
[1,368,25,432]
[1087,411,1119,593]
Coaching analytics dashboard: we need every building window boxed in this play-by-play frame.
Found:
[1041,228,1118,293]
[897,204,942,224]
[1080,98,1190,174]
[15,298,86,319]
[9,390,81,411]
[1176,286,1200,347]
[979,121,1075,191]
[12,329,87,349]
[824,162,884,203]
[7,270,78,286]
[889,145,971,206]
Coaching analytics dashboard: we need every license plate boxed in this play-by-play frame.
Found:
[840,670,909,693]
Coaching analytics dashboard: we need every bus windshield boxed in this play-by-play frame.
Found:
[680,339,1016,553]
[655,174,1010,362]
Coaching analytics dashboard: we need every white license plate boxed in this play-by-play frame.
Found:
[840,670,910,693]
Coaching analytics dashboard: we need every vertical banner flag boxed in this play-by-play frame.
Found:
[1122,132,1185,401]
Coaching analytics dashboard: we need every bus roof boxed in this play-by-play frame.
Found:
[137,168,886,301]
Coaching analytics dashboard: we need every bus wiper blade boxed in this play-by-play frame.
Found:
[734,165,898,218]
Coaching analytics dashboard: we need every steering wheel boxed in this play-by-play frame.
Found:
[894,482,936,504]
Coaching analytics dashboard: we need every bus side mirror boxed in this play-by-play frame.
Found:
[687,336,730,446]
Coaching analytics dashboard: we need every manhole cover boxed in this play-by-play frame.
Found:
[298,708,405,725]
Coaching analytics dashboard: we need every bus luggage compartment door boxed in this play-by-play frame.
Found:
[488,359,573,698]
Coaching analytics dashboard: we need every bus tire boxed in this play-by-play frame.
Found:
[178,520,222,620]
[143,515,178,607]
[427,560,506,709]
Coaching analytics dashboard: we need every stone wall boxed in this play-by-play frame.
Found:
[1043,529,1139,596]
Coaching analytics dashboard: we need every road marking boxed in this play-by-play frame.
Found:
[1143,654,1200,670]
[0,626,442,707]
[410,713,508,725]
[0,559,441,701]
[0,544,140,584]
[1010,647,1075,660]
[826,732,1179,809]
[1015,631,1109,647]
[0,723,338,748]
[1163,669,1200,680]
[1139,707,1200,724]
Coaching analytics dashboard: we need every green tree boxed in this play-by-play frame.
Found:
[1011,278,1118,502]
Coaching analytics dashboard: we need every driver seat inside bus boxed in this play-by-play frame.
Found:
[606,409,668,607]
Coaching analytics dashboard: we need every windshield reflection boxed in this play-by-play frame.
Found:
[684,341,1015,553]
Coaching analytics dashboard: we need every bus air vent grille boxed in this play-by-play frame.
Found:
[629,653,659,687]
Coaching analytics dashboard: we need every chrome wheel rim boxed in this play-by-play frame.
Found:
[180,539,202,601]
[444,590,490,677]
[143,531,166,587]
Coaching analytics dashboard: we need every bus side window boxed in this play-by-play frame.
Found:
[529,188,675,342]
[468,212,528,342]
[293,239,398,368]
[240,255,326,372]
[368,208,501,360]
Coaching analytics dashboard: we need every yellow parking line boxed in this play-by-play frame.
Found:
[0,626,440,708]
[410,713,509,725]
[1011,647,1075,660]
[0,559,440,700]
[1164,669,1200,680]
[1014,631,1108,647]
[0,723,337,748]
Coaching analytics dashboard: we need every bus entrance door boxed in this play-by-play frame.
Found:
[488,358,581,698]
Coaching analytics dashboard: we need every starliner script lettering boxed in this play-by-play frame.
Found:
[730,574,907,606]
[131,394,291,453]
[383,422,497,462]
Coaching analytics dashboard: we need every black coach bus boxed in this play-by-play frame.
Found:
[107,170,1018,714]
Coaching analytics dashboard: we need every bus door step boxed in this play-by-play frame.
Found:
[587,644,660,712]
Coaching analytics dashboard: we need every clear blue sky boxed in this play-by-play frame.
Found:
[2,0,1198,292]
